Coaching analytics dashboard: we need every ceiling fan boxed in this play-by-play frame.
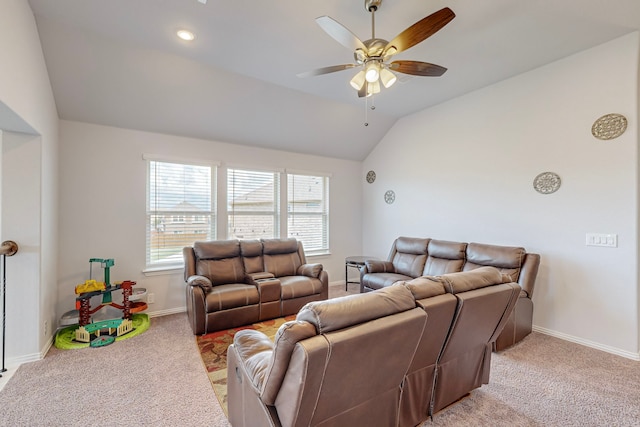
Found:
[298,0,455,98]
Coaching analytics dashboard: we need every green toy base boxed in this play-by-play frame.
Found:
[54,313,150,350]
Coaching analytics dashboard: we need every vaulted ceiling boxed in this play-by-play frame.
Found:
[28,0,640,160]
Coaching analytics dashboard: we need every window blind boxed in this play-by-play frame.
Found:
[227,168,280,240]
[146,160,215,266]
[287,173,329,254]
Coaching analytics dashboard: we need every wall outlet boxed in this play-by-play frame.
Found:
[148,293,155,304]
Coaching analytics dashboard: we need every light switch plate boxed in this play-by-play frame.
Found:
[586,233,617,248]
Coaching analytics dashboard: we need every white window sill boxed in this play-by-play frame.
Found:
[142,265,184,277]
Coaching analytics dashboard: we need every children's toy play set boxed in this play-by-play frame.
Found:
[55,258,149,349]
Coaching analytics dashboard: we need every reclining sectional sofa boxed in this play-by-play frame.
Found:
[227,266,520,427]
[183,238,328,335]
[361,237,540,350]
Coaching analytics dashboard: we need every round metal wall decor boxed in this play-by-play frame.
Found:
[533,172,561,194]
[384,190,396,204]
[592,113,627,140]
[366,170,376,183]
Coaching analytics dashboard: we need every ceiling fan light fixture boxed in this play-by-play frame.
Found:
[366,80,381,97]
[365,61,380,83]
[350,70,366,90]
[380,68,397,88]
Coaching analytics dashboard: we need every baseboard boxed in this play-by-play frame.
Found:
[146,306,187,318]
[532,325,640,361]
[6,349,44,368]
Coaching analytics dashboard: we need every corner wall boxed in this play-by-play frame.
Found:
[0,0,59,363]
[363,33,640,358]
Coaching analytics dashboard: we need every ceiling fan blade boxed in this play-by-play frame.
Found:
[389,60,447,77]
[383,7,455,57]
[316,16,367,52]
[297,64,357,78]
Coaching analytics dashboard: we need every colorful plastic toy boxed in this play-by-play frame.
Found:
[72,258,148,345]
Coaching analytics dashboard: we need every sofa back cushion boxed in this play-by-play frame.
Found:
[263,238,303,277]
[240,240,264,274]
[391,237,429,277]
[297,285,417,333]
[423,240,466,276]
[463,242,525,283]
[438,266,506,294]
[193,240,245,286]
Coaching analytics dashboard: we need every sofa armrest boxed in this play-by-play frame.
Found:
[248,272,276,281]
[296,263,323,278]
[365,260,395,274]
[233,329,275,392]
[186,275,213,292]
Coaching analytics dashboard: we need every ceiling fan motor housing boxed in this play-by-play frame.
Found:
[365,0,382,12]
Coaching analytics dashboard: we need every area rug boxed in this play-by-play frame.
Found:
[196,315,296,416]
[54,313,150,350]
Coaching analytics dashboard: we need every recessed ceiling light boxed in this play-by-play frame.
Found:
[177,30,195,41]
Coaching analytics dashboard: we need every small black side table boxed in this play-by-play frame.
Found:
[345,256,378,291]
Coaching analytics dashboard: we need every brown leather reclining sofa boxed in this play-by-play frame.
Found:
[183,238,328,335]
[361,237,540,350]
[227,266,520,427]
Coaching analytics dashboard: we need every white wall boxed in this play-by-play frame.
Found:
[0,0,58,364]
[57,120,363,321]
[363,33,640,358]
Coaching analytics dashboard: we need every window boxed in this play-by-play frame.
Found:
[287,173,329,255]
[227,168,280,240]
[146,158,216,267]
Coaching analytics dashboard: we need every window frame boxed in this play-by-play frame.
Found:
[285,171,330,256]
[144,155,218,271]
[226,166,281,241]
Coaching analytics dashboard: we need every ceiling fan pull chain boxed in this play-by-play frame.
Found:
[364,94,369,126]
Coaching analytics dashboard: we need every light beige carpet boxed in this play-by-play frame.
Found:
[0,282,638,426]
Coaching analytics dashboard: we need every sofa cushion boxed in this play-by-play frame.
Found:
[464,243,525,282]
[280,276,323,299]
[263,239,302,277]
[262,238,299,255]
[297,285,417,334]
[362,272,413,291]
[194,240,241,260]
[391,237,429,277]
[438,266,506,294]
[197,257,246,286]
[423,240,466,276]
[395,237,430,255]
[240,240,264,274]
[204,283,260,312]
[400,276,447,300]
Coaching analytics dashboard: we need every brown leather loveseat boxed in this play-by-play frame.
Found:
[227,267,520,427]
[183,238,328,335]
[361,237,540,350]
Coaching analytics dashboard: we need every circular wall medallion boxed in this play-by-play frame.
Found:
[366,170,376,183]
[592,113,627,140]
[533,172,561,194]
[384,190,395,204]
